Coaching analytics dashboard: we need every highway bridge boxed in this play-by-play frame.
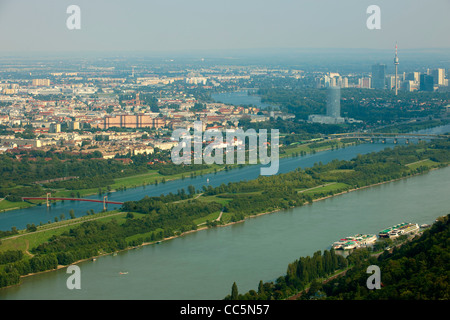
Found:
[329,132,448,141]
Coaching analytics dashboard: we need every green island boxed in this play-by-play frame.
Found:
[0,138,449,288]
[225,213,450,300]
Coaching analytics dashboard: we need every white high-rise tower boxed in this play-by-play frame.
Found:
[394,43,399,95]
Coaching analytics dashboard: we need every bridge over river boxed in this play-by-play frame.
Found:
[329,132,448,142]
[22,196,124,210]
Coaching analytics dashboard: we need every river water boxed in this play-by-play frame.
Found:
[211,90,275,109]
[0,103,449,299]
[1,163,449,300]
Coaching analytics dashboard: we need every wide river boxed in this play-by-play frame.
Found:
[0,120,449,299]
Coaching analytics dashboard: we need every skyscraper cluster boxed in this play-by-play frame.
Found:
[318,73,349,88]
[369,44,448,93]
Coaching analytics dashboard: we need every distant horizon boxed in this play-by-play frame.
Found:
[1,46,450,58]
[1,0,449,54]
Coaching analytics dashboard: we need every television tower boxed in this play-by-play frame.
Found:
[394,42,399,95]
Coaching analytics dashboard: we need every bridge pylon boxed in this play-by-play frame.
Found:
[46,193,51,207]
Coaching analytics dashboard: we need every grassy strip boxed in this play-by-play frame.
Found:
[0,210,132,254]
[0,200,34,212]
[193,211,222,225]
[301,183,350,195]
[281,139,357,157]
[405,159,439,170]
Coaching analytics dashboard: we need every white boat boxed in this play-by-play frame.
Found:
[332,240,345,250]
[342,241,358,250]
[332,234,377,250]
[354,234,377,246]
[379,223,419,238]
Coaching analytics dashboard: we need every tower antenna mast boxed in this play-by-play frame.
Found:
[394,42,399,96]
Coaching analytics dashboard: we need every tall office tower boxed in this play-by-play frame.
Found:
[420,74,434,91]
[372,63,387,89]
[404,81,414,92]
[431,68,445,85]
[342,77,349,88]
[326,86,341,118]
[394,43,399,95]
[406,72,420,83]
[330,77,337,87]
[323,75,331,87]
[337,77,348,88]
[358,77,371,89]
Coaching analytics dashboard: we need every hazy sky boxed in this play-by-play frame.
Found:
[0,0,449,54]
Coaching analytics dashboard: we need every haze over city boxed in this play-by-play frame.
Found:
[1,0,450,55]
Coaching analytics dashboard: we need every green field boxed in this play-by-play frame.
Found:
[300,183,350,195]
[193,211,222,225]
[197,195,233,206]
[0,210,134,254]
[406,159,439,170]
[125,228,163,244]
[0,199,34,212]
[282,139,357,157]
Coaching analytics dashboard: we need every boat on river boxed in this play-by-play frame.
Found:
[332,234,377,250]
[378,222,419,239]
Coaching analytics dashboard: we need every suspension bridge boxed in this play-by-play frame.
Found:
[22,194,124,210]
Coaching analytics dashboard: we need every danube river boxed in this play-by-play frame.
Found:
[1,163,449,300]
